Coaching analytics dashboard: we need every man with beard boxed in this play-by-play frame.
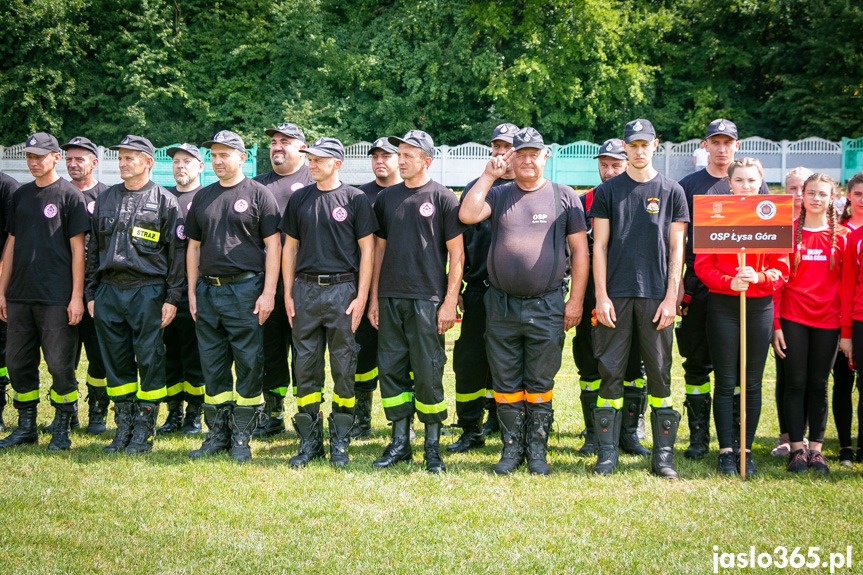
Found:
[448,123,518,453]
[60,136,110,435]
[252,123,313,438]
[0,171,19,433]
[351,137,403,438]
[158,143,207,435]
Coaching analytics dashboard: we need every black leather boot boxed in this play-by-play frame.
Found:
[620,392,650,456]
[252,393,286,438]
[126,402,159,454]
[104,402,135,453]
[85,384,110,435]
[526,409,553,475]
[373,417,413,468]
[45,408,79,434]
[683,394,711,460]
[481,398,500,436]
[229,405,261,462]
[493,409,526,475]
[0,404,39,449]
[593,407,621,476]
[329,412,355,468]
[446,420,485,453]
[424,422,446,473]
[157,399,183,434]
[289,412,325,467]
[48,409,74,451]
[578,390,598,456]
[349,391,373,439]
[181,395,203,434]
[650,408,681,480]
[189,404,232,459]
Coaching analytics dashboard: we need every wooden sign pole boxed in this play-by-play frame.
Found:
[738,251,747,479]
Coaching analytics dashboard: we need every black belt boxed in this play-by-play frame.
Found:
[202,271,259,287]
[297,272,355,286]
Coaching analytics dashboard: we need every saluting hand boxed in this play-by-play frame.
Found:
[484,148,514,180]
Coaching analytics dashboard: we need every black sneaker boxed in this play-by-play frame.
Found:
[738,451,756,476]
[808,450,830,475]
[786,449,808,473]
[839,447,854,468]
[717,451,737,475]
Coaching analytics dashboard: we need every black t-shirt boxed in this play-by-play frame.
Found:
[679,168,770,268]
[485,180,586,297]
[0,172,20,257]
[81,182,108,216]
[590,171,690,299]
[280,183,378,275]
[358,180,387,207]
[253,166,313,216]
[460,176,514,288]
[167,185,203,219]
[374,180,466,302]
[6,178,90,304]
[185,177,280,276]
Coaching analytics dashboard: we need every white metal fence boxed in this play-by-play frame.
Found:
[1,136,847,187]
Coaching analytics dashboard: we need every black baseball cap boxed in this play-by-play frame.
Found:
[388,130,435,157]
[623,119,656,143]
[300,137,345,161]
[368,137,398,155]
[23,132,60,155]
[202,130,246,153]
[110,135,155,157]
[706,118,739,140]
[490,123,519,144]
[60,136,98,156]
[594,138,627,160]
[512,127,545,151]
[167,143,204,162]
[265,122,306,143]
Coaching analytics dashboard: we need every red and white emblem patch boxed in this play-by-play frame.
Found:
[233,199,249,213]
[43,204,58,218]
[291,182,304,192]
[418,201,435,218]
[331,207,348,222]
[86,201,95,214]
[176,225,185,240]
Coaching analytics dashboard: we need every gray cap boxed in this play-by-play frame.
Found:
[300,137,345,161]
[623,119,656,143]
[594,138,627,160]
[61,136,98,156]
[110,135,155,157]
[389,130,435,157]
[202,130,246,153]
[265,122,306,143]
[706,118,738,140]
[167,143,204,162]
[512,127,545,151]
[368,137,398,155]
[23,132,60,155]
[490,123,519,144]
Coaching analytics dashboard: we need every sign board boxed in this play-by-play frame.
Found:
[692,194,794,254]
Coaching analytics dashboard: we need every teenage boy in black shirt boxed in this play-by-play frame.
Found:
[369,130,465,473]
[61,136,110,435]
[0,132,89,451]
[0,171,19,434]
[280,137,377,467]
[591,119,689,479]
[159,143,206,435]
[253,122,313,438]
[186,130,281,462]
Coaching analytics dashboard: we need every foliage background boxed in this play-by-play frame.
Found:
[1,0,861,147]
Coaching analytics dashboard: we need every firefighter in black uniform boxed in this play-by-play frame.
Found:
[252,122,312,438]
[572,139,649,457]
[86,135,185,454]
[353,137,402,438]
[159,143,206,434]
[0,171,20,434]
[61,136,111,435]
[448,123,518,453]
[460,127,589,475]
[186,130,281,462]
[280,137,377,467]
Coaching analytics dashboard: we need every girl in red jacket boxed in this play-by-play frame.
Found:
[773,173,848,474]
[838,172,863,465]
[695,158,790,476]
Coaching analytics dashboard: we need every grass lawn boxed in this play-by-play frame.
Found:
[1,325,861,574]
